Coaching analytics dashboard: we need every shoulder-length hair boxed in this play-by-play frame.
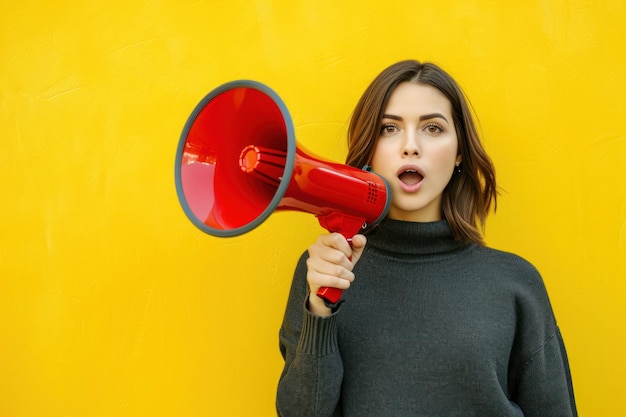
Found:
[346,60,497,245]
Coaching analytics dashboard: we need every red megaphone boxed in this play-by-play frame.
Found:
[174,80,390,304]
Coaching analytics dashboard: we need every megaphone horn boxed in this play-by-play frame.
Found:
[174,80,390,304]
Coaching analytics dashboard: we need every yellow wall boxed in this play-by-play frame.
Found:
[1,1,624,415]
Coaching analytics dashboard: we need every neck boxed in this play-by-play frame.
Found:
[366,218,469,256]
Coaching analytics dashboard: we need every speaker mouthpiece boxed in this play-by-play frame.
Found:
[239,144,286,188]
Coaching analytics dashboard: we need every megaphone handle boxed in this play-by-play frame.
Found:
[315,237,353,305]
[316,286,343,305]
[315,212,365,305]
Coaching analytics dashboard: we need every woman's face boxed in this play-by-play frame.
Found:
[370,82,461,222]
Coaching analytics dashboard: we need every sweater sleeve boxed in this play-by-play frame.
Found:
[276,252,344,417]
[506,257,578,417]
[512,327,577,416]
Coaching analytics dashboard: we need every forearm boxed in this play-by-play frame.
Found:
[277,309,343,417]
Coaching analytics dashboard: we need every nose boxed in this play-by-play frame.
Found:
[402,131,421,157]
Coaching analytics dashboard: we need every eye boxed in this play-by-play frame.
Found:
[423,122,444,135]
[380,123,399,136]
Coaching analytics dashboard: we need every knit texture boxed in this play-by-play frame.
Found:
[277,219,577,417]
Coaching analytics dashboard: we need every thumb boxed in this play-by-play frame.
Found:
[349,234,367,264]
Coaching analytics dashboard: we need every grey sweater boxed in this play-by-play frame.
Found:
[276,219,577,417]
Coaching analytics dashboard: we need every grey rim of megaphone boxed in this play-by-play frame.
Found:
[174,79,297,237]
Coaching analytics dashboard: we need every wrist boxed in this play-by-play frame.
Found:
[307,292,332,317]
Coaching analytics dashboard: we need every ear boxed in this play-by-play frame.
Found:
[455,154,462,165]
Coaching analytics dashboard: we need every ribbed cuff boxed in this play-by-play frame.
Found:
[297,309,339,357]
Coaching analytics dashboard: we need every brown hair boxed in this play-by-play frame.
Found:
[346,60,497,245]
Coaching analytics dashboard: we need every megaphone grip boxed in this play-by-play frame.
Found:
[316,286,343,305]
[316,224,358,304]
[315,236,353,305]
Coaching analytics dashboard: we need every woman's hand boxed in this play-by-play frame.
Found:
[306,233,367,316]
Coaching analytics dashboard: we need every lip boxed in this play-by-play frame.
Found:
[396,164,424,193]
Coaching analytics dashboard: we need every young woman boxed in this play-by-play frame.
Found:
[276,60,577,417]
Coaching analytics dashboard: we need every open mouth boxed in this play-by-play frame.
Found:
[398,168,423,185]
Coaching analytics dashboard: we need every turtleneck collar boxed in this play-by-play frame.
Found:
[364,218,470,256]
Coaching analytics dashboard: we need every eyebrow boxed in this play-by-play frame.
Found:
[383,113,449,123]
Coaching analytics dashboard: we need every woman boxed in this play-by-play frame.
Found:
[276,60,577,417]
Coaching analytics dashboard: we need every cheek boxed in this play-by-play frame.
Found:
[438,139,459,163]
[369,142,388,172]
[431,144,460,174]
[443,148,460,165]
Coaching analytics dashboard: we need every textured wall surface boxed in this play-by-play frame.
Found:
[1,1,624,415]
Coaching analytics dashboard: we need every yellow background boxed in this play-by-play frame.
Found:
[1,1,624,416]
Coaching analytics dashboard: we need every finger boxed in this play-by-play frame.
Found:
[308,234,352,268]
[307,269,353,291]
[320,232,353,258]
[349,234,367,264]
[350,234,367,249]
[306,255,355,282]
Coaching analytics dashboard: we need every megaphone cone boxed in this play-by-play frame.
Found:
[174,80,390,303]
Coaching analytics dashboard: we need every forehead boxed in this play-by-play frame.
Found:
[384,82,453,116]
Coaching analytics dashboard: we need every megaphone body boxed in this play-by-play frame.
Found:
[174,80,390,303]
